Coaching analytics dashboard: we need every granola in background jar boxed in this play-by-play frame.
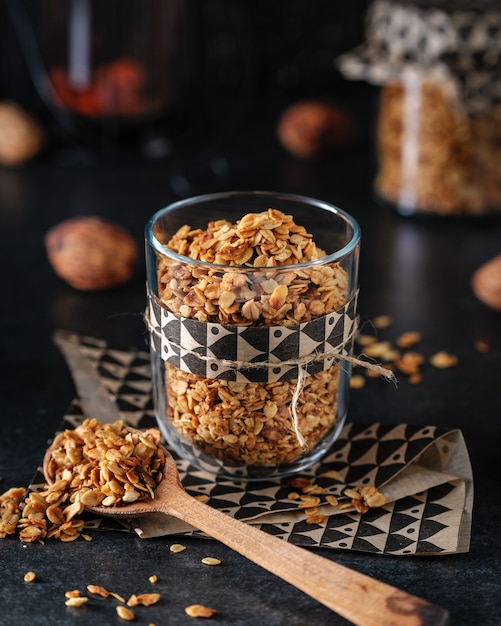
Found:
[338,0,501,217]
[145,192,360,479]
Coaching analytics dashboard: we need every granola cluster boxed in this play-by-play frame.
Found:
[287,474,386,525]
[159,208,348,326]
[156,208,351,467]
[165,367,341,466]
[375,81,501,216]
[0,419,164,543]
[45,419,164,507]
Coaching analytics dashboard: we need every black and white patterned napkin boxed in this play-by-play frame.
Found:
[35,332,472,556]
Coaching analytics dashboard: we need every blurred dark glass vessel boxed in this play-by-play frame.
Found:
[9,0,255,161]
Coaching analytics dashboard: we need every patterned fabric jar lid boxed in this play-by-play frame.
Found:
[337,0,501,115]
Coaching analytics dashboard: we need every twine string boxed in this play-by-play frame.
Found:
[144,308,395,449]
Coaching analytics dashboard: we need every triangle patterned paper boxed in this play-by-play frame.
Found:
[42,332,473,557]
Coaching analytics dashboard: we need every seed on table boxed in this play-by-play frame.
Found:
[170,543,187,553]
[116,605,135,621]
[185,604,216,618]
[201,557,221,566]
[65,596,88,607]
[87,584,110,597]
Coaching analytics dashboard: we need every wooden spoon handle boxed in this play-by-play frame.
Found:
[161,488,450,626]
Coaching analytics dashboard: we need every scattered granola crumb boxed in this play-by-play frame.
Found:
[170,543,187,553]
[474,339,490,353]
[338,502,354,510]
[396,331,422,348]
[430,351,459,368]
[304,506,319,516]
[287,472,345,523]
[0,487,25,538]
[149,575,158,584]
[394,351,425,376]
[23,571,36,583]
[373,315,392,329]
[116,605,135,621]
[346,485,386,514]
[319,470,339,480]
[185,604,216,618]
[352,317,462,385]
[127,593,160,607]
[350,374,366,389]
[109,591,126,603]
[344,488,362,500]
[194,495,210,503]
[65,596,89,608]
[297,496,321,509]
[302,484,324,495]
[363,340,398,360]
[201,557,221,566]
[355,333,378,346]
[306,513,328,525]
[288,477,312,490]
[87,584,110,598]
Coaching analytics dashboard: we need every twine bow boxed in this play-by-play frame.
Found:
[145,304,395,450]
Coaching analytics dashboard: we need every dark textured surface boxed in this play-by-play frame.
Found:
[1,91,501,626]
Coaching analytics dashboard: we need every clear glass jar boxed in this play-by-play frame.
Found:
[145,191,360,479]
[374,74,501,216]
[338,0,501,217]
[374,74,482,216]
[17,0,255,158]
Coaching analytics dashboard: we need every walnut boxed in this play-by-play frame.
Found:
[45,217,138,291]
[471,254,501,312]
[0,102,44,167]
[276,100,353,159]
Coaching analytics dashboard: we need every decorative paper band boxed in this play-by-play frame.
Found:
[146,291,358,383]
[338,0,501,115]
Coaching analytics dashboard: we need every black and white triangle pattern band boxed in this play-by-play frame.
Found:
[146,291,358,383]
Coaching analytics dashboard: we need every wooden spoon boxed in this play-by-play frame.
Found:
[43,443,449,626]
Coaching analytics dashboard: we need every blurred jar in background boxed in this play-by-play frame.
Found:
[47,2,175,121]
[338,0,501,217]
[14,0,255,161]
